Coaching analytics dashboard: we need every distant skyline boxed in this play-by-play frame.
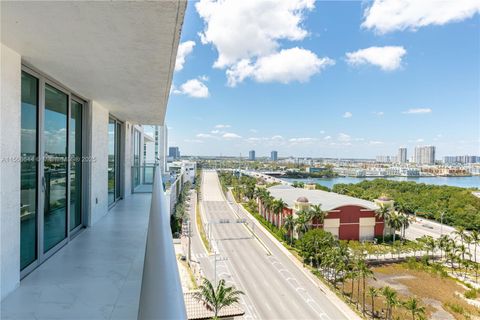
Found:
[166,0,480,158]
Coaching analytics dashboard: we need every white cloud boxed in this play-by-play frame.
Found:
[222,132,242,139]
[196,0,314,68]
[362,0,480,34]
[289,137,315,143]
[343,111,353,118]
[195,1,333,86]
[338,133,351,142]
[271,135,284,140]
[369,140,384,145]
[402,108,432,114]
[324,135,332,140]
[210,130,220,134]
[319,130,325,134]
[249,129,258,133]
[215,124,231,129]
[227,48,334,86]
[175,41,196,71]
[373,111,385,116]
[173,79,209,98]
[196,133,214,139]
[185,139,204,144]
[346,46,406,71]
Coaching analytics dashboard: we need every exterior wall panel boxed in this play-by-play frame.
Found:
[89,101,109,225]
[0,43,21,300]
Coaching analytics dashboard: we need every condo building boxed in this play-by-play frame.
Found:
[1,1,188,319]
[398,147,407,164]
[414,145,436,165]
[271,150,278,161]
[249,150,256,161]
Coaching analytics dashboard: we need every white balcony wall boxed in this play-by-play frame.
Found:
[89,102,110,225]
[0,43,22,300]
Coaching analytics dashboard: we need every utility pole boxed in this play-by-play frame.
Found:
[188,220,191,264]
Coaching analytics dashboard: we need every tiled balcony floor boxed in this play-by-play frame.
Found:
[1,194,151,320]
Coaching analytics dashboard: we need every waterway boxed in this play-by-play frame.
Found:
[281,175,480,189]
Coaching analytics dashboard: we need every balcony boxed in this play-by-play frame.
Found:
[1,170,186,319]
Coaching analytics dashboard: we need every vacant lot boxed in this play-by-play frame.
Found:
[344,263,480,320]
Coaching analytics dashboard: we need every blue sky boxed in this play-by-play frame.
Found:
[166,0,480,159]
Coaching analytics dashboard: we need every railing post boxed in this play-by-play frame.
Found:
[138,164,187,320]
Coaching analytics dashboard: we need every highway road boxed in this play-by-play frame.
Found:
[405,216,480,261]
[194,170,355,320]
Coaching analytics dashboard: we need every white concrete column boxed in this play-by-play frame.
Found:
[89,101,109,225]
[0,43,21,300]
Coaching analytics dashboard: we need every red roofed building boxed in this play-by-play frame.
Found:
[257,185,385,241]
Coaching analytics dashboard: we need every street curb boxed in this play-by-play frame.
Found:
[230,192,362,320]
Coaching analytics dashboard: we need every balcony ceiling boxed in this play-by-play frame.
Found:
[1,0,186,124]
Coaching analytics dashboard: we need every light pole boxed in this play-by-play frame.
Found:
[440,211,445,236]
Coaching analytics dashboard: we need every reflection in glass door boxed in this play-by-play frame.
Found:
[108,118,122,206]
[108,119,116,205]
[20,72,39,270]
[20,69,86,275]
[70,100,82,231]
[43,84,68,252]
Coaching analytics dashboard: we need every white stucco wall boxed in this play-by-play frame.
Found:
[0,43,21,300]
[123,121,132,197]
[89,101,109,225]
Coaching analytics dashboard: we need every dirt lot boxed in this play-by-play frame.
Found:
[343,263,480,319]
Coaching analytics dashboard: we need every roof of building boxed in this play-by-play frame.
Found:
[184,292,245,320]
[296,196,309,203]
[268,185,379,211]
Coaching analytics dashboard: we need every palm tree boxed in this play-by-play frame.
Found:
[454,226,467,248]
[470,230,480,265]
[470,230,480,263]
[310,204,327,227]
[194,278,244,320]
[295,210,310,237]
[283,214,295,245]
[388,213,404,243]
[367,286,379,319]
[273,199,287,227]
[358,259,375,314]
[375,206,391,242]
[437,235,451,261]
[402,296,426,320]
[381,286,399,320]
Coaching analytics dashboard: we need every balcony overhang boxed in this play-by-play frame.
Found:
[1,0,186,124]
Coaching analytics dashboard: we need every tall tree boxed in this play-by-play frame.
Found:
[402,296,426,320]
[381,286,399,320]
[310,204,327,227]
[367,286,379,319]
[283,214,295,245]
[375,206,391,242]
[193,278,244,320]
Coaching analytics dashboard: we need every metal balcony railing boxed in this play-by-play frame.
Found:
[137,164,187,320]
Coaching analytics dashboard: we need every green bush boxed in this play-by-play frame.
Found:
[464,289,478,299]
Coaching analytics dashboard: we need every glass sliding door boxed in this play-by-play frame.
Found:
[20,68,87,275]
[43,84,68,252]
[20,72,39,270]
[133,129,141,189]
[70,100,83,231]
[108,118,122,206]
[116,122,122,200]
[108,119,116,205]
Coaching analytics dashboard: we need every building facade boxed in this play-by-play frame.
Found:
[248,150,256,161]
[1,2,187,318]
[398,147,407,163]
[258,185,383,241]
[414,145,436,165]
[169,146,181,160]
[271,150,278,161]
